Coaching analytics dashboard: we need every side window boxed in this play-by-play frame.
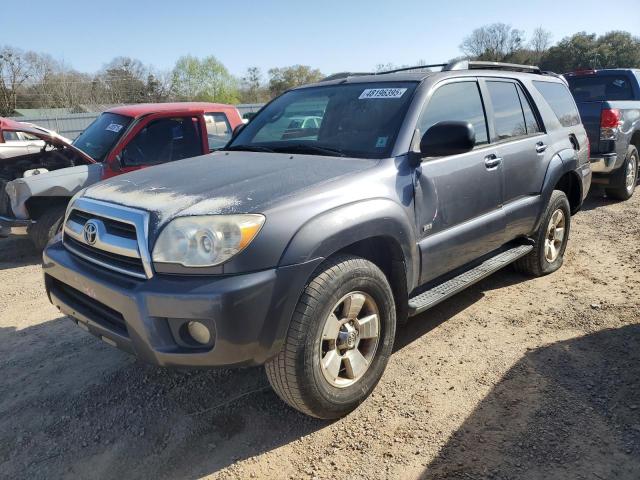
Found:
[3,131,20,142]
[121,117,202,167]
[515,84,541,134]
[205,112,232,151]
[419,82,488,146]
[486,81,527,140]
[533,81,580,127]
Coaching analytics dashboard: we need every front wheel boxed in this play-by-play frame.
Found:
[514,190,571,277]
[28,205,67,251]
[265,255,396,419]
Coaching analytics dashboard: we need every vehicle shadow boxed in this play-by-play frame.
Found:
[0,268,533,479]
[420,324,640,479]
[579,186,635,212]
[0,234,40,270]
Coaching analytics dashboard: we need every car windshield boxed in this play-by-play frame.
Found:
[72,112,132,161]
[566,75,634,102]
[228,82,418,158]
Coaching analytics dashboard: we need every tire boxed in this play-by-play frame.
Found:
[514,190,571,277]
[605,146,638,201]
[265,254,396,419]
[28,205,67,250]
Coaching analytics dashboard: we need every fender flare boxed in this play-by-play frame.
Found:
[533,147,583,232]
[279,198,420,290]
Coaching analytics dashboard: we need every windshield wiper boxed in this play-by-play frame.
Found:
[225,144,275,153]
[274,144,346,157]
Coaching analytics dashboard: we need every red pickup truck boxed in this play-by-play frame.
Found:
[0,102,243,247]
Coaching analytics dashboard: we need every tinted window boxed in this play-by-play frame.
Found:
[121,117,202,167]
[486,82,527,140]
[516,84,541,134]
[566,75,634,102]
[72,112,132,161]
[205,112,232,151]
[230,82,418,158]
[533,81,580,127]
[419,81,488,145]
[3,131,20,142]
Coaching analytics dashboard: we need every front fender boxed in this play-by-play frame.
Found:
[279,198,419,290]
[8,164,103,219]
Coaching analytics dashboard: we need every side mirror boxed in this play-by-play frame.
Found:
[232,123,246,139]
[420,121,476,157]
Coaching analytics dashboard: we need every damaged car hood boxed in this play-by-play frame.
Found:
[0,118,94,164]
[83,151,377,226]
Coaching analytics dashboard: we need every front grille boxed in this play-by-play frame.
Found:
[65,235,146,277]
[49,276,128,336]
[68,210,137,239]
[62,198,152,279]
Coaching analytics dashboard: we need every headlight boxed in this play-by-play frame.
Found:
[152,214,265,267]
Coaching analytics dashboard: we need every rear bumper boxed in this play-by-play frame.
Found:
[590,153,619,174]
[43,240,322,368]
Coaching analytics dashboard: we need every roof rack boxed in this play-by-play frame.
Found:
[321,60,547,82]
[445,60,541,74]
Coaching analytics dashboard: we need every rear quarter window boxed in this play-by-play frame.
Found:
[533,81,581,128]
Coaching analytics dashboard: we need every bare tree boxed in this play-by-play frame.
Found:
[0,46,34,115]
[529,27,552,63]
[460,23,525,61]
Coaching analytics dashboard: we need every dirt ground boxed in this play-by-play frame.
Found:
[0,188,639,480]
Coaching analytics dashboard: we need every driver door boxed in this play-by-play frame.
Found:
[414,79,505,284]
[104,112,207,178]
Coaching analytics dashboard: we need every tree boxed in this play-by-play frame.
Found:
[239,66,268,103]
[0,46,34,115]
[460,23,525,61]
[171,55,238,103]
[529,27,552,63]
[267,65,323,97]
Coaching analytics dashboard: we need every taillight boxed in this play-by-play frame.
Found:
[600,108,621,140]
[600,109,621,129]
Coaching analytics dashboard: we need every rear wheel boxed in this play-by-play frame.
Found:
[28,205,67,250]
[605,146,638,201]
[265,255,396,419]
[514,190,571,277]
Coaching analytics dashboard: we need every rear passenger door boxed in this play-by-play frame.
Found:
[415,79,506,284]
[481,79,552,239]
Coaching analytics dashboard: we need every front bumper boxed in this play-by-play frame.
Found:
[43,240,322,368]
[0,214,33,228]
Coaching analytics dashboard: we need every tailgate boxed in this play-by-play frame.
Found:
[575,102,603,153]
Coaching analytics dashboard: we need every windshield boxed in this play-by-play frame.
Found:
[228,82,418,158]
[567,75,634,102]
[72,112,132,161]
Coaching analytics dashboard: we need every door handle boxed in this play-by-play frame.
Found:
[536,142,548,153]
[484,155,502,169]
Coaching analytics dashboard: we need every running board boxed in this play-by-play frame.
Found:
[408,244,533,316]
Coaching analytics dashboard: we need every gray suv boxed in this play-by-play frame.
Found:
[43,61,591,419]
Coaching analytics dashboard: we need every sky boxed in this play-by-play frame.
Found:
[1,0,638,77]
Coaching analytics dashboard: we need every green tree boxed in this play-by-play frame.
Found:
[267,65,323,97]
[540,31,640,72]
[171,55,238,104]
[239,66,268,103]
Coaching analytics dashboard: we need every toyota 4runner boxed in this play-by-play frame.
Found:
[43,61,591,419]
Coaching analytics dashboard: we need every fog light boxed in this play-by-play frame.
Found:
[187,321,211,345]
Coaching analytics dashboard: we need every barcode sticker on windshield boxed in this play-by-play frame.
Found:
[106,123,124,133]
[359,88,407,100]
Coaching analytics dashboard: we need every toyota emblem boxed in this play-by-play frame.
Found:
[83,220,99,245]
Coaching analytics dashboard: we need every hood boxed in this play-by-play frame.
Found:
[0,117,94,164]
[84,151,377,225]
